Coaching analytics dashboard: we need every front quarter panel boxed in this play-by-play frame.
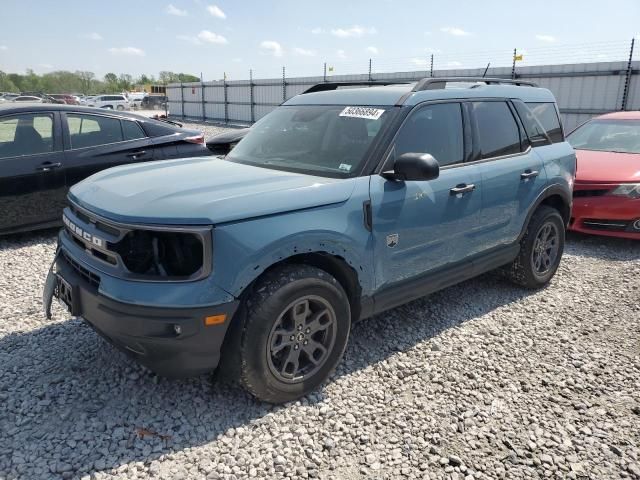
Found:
[212,176,374,297]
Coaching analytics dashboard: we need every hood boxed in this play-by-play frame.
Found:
[575,149,640,183]
[69,157,356,225]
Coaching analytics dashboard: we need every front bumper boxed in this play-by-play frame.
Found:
[50,249,239,377]
[569,194,640,239]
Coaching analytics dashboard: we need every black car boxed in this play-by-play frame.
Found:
[205,127,250,155]
[0,104,210,234]
[141,95,167,110]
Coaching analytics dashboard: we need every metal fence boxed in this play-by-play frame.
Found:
[167,40,638,131]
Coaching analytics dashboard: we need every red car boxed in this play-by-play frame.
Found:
[49,94,80,105]
[567,111,640,239]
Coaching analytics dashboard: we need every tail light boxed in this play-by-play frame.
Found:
[184,133,205,144]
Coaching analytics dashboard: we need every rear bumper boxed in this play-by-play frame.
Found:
[569,195,640,239]
[54,251,239,377]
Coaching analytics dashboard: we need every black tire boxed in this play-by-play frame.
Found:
[229,265,351,404]
[116,104,124,111]
[503,205,565,289]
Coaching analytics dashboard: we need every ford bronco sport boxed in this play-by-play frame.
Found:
[44,77,576,403]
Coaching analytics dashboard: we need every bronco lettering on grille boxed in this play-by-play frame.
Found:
[63,214,105,248]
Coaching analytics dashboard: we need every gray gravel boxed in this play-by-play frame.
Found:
[1,218,639,478]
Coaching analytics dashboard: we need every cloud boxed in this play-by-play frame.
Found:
[337,49,347,60]
[535,34,556,43]
[198,30,228,44]
[293,47,315,57]
[311,27,324,34]
[424,47,442,54]
[260,40,284,57]
[82,32,103,41]
[166,4,187,16]
[207,5,226,18]
[39,63,54,69]
[440,26,471,36]
[366,46,379,55]
[176,31,227,45]
[0,45,7,51]
[176,34,201,45]
[331,25,377,38]
[108,47,145,56]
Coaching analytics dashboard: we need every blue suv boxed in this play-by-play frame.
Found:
[44,77,576,403]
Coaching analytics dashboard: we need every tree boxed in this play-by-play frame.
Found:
[104,73,117,84]
[76,71,95,94]
[0,71,18,92]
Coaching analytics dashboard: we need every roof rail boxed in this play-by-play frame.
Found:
[412,77,537,91]
[302,81,411,94]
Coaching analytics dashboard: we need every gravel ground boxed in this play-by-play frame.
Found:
[1,228,638,480]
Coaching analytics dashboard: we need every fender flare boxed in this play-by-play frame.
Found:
[518,184,572,241]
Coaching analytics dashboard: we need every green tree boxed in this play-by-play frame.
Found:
[0,71,18,92]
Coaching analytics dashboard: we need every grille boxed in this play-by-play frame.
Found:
[70,204,120,237]
[582,219,630,231]
[62,250,101,288]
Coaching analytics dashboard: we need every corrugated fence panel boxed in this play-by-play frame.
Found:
[167,61,639,128]
[228,104,251,122]
[205,103,225,120]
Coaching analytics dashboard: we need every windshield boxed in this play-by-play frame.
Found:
[568,119,640,154]
[226,105,392,177]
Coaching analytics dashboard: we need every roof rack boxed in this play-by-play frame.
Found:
[302,81,411,94]
[412,77,537,91]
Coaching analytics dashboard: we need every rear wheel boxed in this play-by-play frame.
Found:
[230,265,351,403]
[503,205,565,288]
[116,104,125,111]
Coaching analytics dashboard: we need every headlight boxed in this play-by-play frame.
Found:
[111,229,209,279]
[610,184,640,199]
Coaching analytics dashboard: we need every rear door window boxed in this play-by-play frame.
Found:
[472,101,522,159]
[0,113,54,159]
[67,114,124,148]
[526,102,563,143]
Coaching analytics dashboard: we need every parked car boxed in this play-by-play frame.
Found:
[141,95,167,110]
[21,92,65,104]
[0,93,20,102]
[0,104,208,234]
[567,111,640,239]
[87,95,130,110]
[44,78,576,403]
[12,96,47,103]
[49,94,80,105]
[205,127,250,155]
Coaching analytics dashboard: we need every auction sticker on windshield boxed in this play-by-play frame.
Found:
[339,106,385,120]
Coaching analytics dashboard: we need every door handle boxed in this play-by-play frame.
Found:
[520,169,539,180]
[126,150,147,159]
[35,162,62,172]
[450,183,476,196]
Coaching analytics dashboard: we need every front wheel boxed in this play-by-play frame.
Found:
[232,265,351,403]
[116,104,125,111]
[503,205,565,288]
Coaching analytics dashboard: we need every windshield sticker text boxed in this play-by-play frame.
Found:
[339,106,385,120]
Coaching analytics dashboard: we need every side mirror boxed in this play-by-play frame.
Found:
[383,153,440,181]
[205,128,250,155]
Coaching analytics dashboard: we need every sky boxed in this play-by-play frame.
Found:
[0,0,638,82]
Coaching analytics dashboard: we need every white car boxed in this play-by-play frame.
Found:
[87,94,130,110]
[11,96,45,103]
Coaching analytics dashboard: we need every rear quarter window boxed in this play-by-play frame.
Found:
[526,102,564,143]
[141,120,178,137]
